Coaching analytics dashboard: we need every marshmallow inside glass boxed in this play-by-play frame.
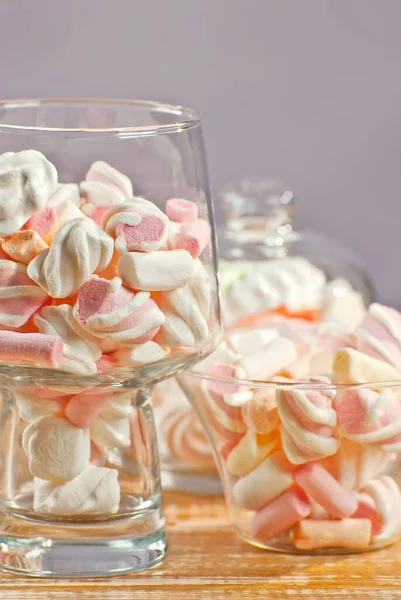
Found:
[178,305,401,554]
[0,99,220,577]
[154,177,375,493]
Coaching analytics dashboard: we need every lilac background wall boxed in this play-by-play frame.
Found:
[0,0,400,305]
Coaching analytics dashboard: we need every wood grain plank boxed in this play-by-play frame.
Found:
[1,491,401,599]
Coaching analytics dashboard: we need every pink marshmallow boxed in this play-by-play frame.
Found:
[65,388,109,428]
[22,205,57,236]
[115,212,167,252]
[0,331,63,367]
[0,260,49,328]
[85,161,133,198]
[352,492,382,536]
[165,198,198,223]
[95,354,116,371]
[250,486,311,542]
[74,276,164,344]
[354,303,401,371]
[174,219,211,258]
[295,462,357,518]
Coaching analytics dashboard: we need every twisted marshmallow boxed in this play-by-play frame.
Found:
[34,304,102,375]
[0,259,49,328]
[73,275,165,344]
[355,303,401,371]
[335,387,401,452]
[0,150,57,235]
[276,376,339,464]
[28,218,114,297]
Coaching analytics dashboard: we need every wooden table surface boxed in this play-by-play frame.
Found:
[2,490,401,599]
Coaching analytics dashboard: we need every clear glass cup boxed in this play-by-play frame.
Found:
[178,328,401,554]
[155,177,375,493]
[0,98,220,577]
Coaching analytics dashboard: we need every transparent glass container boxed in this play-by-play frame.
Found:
[155,177,375,493]
[0,98,221,577]
[179,323,401,554]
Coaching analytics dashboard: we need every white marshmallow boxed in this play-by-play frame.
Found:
[34,465,120,515]
[90,395,133,450]
[28,218,114,298]
[232,451,294,510]
[156,311,197,347]
[111,341,169,366]
[23,415,90,481]
[118,250,194,291]
[80,181,124,206]
[323,279,366,329]
[237,336,297,380]
[0,150,58,235]
[15,392,63,422]
[86,161,133,198]
[158,285,209,344]
[34,304,102,375]
[188,259,212,320]
[226,328,278,355]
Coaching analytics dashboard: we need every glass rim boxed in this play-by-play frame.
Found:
[0,97,201,135]
[186,369,401,391]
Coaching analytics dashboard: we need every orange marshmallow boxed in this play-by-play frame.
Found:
[2,230,48,265]
[293,518,372,550]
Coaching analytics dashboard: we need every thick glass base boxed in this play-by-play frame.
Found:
[0,504,167,577]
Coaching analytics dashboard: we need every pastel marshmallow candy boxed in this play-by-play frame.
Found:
[359,476,401,543]
[241,384,282,434]
[0,331,63,367]
[90,393,133,450]
[324,439,391,492]
[226,430,279,477]
[111,341,169,366]
[34,304,102,376]
[73,276,165,344]
[1,230,48,264]
[200,377,247,440]
[80,181,124,207]
[250,486,311,542]
[294,462,357,518]
[188,259,212,320]
[102,201,168,253]
[47,183,84,230]
[0,150,58,235]
[85,161,133,198]
[233,450,294,510]
[206,363,253,407]
[322,279,366,329]
[156,285,209,347]
[236,337,297,381]
[22,415,90,481]
[33,465,120,515]
[65,388,111,428]
[28,218,114,298]
[165,198,198,223]
[335,388,401,452]
[0,260,49,328]
[293,519,372,550]
[276,377,339,464]
[173,219,211,258]
[354,303,401,371]
[333,348,401,384]
[118,249,194,292]
[22,205,57,236]
[15,391,69,422]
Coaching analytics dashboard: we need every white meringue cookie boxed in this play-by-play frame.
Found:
[34,304,102,375]
[33,465,120,515]
[0,150,58,235]
[28,218,114,298]
[23,415,90,481]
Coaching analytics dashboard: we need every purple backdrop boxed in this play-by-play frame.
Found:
[0,0,400,305]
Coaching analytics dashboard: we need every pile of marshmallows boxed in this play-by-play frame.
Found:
[0,149,212,516]
[198,302,401,550]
